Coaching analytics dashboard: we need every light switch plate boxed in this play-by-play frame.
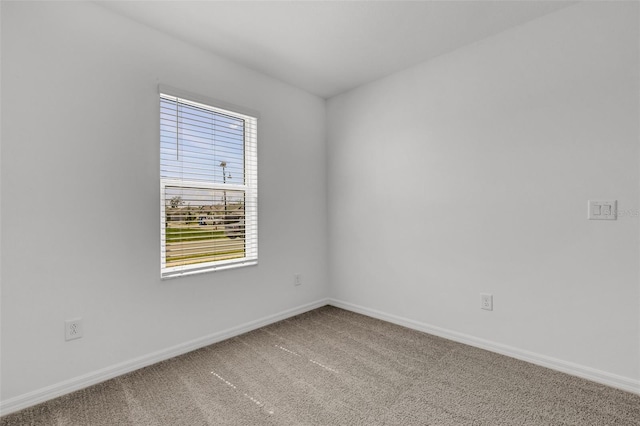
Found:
[588,200,617,220]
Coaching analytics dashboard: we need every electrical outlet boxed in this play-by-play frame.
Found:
[481,294,493,311]
[65,318,83,341]
[294,274,302,286]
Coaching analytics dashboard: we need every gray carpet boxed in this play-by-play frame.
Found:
[1,306,639,425]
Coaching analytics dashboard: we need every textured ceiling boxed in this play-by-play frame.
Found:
[97,1,575,98]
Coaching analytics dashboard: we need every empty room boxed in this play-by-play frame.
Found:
[1,1,639,424]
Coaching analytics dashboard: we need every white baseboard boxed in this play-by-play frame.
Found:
[327,298,640,396]
[0,298,330,416]
[3,297,637,416]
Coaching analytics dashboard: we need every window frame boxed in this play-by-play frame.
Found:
[159,85,258,279]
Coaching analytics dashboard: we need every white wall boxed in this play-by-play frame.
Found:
[1,1,328,404]
[327,1,639,389]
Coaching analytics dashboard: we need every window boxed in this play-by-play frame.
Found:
[160,87,258,278]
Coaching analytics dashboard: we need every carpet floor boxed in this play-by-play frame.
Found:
[1,306,639,425]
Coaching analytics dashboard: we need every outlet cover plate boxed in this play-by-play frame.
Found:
[65,318,83,341]
[481,294,493,311]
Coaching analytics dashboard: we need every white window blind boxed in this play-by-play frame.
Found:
[160,89,258,279]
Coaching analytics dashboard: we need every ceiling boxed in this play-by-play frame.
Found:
[97,1,575,99]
